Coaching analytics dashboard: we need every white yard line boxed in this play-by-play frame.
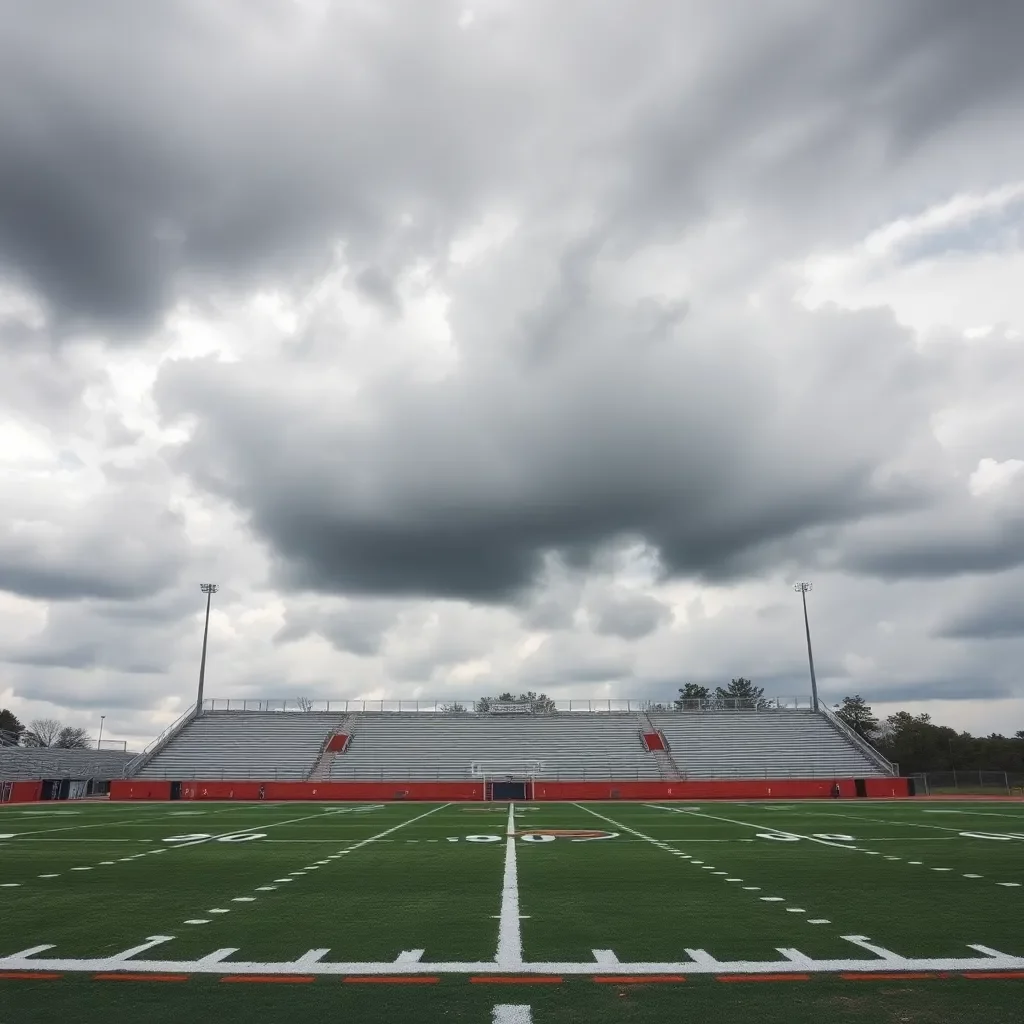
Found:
[174,803,451,926]
[495,802,523,968]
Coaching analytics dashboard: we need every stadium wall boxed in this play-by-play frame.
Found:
[108,777,914,801]
[1,780,44,803]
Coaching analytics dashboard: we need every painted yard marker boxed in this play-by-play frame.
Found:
[232,897,256,903]
[184,920,210,925]
[208,909,230,915]
[493,1005,533,1023]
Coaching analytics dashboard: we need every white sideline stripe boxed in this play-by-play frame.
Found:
[493,1006,532,1023]
[4,947,1024,976]
[496,803,522,968]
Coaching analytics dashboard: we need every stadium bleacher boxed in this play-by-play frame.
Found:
[649,709,884,779]
[0,748,135,783]
[136,711,345,780]
[127,703,891,781]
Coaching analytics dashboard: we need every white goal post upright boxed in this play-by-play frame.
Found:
[471,760,543,801]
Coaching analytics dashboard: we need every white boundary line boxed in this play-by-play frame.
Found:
[2,944,1022,976]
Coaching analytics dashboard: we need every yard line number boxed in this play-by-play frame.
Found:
[163,833,267,844]
[755,831,1024,843]
[447,830,619,843]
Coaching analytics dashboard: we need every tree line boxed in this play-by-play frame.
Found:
[0,710,92,750]
[834,694,1024,775]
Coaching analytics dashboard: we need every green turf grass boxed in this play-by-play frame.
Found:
[1,798,1022,1022]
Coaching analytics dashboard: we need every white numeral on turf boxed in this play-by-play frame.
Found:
[163,833,267,844]
[959,832,1024,841]
[520,834,555,843]
[756,833,854,843]
[466,835,503,843]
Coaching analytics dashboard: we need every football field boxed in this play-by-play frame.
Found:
[1,799,1023,1022]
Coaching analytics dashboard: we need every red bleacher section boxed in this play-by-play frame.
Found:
[641,732,665,752]
[326,733,349,753]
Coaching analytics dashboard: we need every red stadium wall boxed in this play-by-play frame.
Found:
[109,780,172,800]
[107,777,913,801]
[3,780,44,803]
[177,781,486,801]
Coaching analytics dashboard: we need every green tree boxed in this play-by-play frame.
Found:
[439,702,467,713]
[674,683,711,709]
[715,678,770,710]
[55,726,91,749]
[0,708,24,742]
[835,695,879,738]
[519,691,556,712]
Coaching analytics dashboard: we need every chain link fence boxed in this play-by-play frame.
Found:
[909,770,1024,796]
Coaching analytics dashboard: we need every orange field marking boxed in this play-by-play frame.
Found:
[717,974,811,983]
[471,975,563,984]
[220,975,315,984]
[0,971,62,980]
[963,971,1024,980]
[344,976,440,984]
[841,972,946,981]
[93,973,189,982]
[593,975,687,983]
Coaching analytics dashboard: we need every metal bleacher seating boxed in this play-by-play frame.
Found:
[136,711,343,780]
[649,710,886,779]
[0,748,135,782]
[328,712,661,781]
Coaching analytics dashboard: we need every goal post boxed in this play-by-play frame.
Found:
[470,760,544,801]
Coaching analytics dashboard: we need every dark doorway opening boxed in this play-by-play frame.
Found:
[854,778,868,798]
[170,781,182,800]
[492,781,527,800]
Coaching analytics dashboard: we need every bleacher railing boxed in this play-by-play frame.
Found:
[200,697,816,714]
[819,704,898,777]
[124,701,198,778]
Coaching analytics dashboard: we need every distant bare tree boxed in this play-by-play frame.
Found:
[295,697,314,712]
[439,702,467,713]
[24,718,62,747]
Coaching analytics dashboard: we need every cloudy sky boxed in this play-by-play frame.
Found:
[2,0,1024,750]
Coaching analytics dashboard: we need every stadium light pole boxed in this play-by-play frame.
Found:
[794,582,820,712]
[97,715,105,750]
[196,584,219,717]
